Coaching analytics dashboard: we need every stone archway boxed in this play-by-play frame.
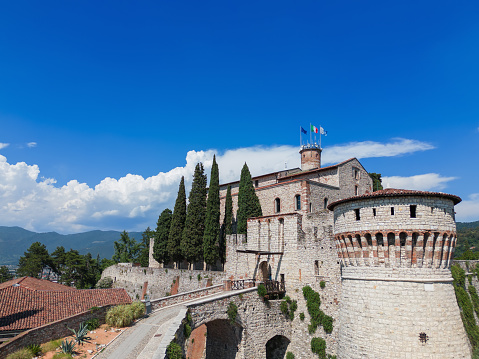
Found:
[259,261,270,282]
[266,335,290,359]
[204,319,243,359]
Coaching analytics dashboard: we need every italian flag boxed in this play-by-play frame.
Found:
[311,125,319,133]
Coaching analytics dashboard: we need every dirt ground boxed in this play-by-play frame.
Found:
[40,324,125,359]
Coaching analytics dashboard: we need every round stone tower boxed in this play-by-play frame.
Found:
[300,144,322,171]
[328,188,471,359]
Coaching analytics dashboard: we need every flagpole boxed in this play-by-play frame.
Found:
[299,126,302,147]
[320,125,322,149]
[309,123,312,146]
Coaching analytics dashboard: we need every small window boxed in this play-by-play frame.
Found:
[373,208,376,217]
[295,195,301,210]
[391,207,395,215]
[431,207,434,213]
[355,185,359,195]
[355,208,361,221]
[275,198,281,213]
[309,202,312,212]
[324,198,328,209]
[314,260,320,275]
[255,180,259,188]
[352,167,360,180]
[410,205,417,218]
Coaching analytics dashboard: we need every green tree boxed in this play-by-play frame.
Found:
[224,185,233,235]
[369,172,383,192]
[168,177,187,267]
[17,242,55,278]
[0,266,13,283]
[112,231,141,263]
[51,246,66,275]
[154,208,172,264]
[182,163,207,267]
[203,155,220,269]
[138,227,154,267]
[237,163,262,235]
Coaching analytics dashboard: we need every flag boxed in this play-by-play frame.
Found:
[301,127,307,134]
[311,125,319,133]
[320,126,327,136]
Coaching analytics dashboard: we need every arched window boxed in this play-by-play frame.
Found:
[295,195,301,210]
[275,198,281,213]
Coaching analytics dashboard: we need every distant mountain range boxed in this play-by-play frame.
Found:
[0,226,143,265]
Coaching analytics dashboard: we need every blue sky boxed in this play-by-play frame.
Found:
[0,1,478,234]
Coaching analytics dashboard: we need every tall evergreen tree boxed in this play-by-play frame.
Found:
[138,227,154,267]
[17,242,55,278]
[112,231,141,263]
[167,177,187,267]
[153,208,172,265]
[224,185,233,235]
[181,163,207,267]
[237,163,262,235]
[369,172,383,192]
[203,155,220,268]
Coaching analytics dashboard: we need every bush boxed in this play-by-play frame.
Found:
[96,276,113,289]
[311,337,327,359]
[280,300,289,315]
[286,352,295,359]
[27,344,42,356]
[130,301,146,319]
[300,312,305,321]
[85,318,100,330]
[227,302,238,324]
[106,304,134,327]
[6,349,32,359]
[320,281,326,289]
[257,284,267,298]
[322,315,334,334]
[166,341,183,359]
[184,323,192,338]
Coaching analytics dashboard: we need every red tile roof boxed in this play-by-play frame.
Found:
[0,277,76,291]
[327,188,462,210]
[0,279,131,331]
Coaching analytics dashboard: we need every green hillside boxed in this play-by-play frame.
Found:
[0,226,142,265]
[455,221,479,259]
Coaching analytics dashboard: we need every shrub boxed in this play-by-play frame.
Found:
[96,276,113,289]
[300,312,305,321]
[106,305,134,327]
[257,284,267,299]
[227,302,238,324]
[184,323,192,338]
[320,281,326,289]
[27,343,42,356]
[197,274,202,281]
[322,315,333,334]
[311,337,326,359]
[166,341,183,359]
[60,339,76,355]
[6,349,32,359]
[130,301,146,319]
[280,300,289,315]
[286,352,295,359]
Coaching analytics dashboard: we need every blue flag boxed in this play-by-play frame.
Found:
[301,127,307,134]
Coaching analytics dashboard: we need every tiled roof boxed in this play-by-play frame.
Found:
[0,277,76,291]
[0,282,131,331]
[327,188,462,210]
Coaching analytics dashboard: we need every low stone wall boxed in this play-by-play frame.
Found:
[147,284,224,311]
[0,306,110,359]
[101,265,225,300]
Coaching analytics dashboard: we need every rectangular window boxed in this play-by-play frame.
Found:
[255,180,259,188]
[373,208,376,217]
[410,205,417,218]
[355,185,359,195]
[295,195,301,210]
[355,208,360,221]
[391,207,395,215]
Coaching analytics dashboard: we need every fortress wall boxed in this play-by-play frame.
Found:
[101,265,225,300]
[337,159,373,198]
[338,266,470,359]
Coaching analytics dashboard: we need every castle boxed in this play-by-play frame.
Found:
[142,144,470,358]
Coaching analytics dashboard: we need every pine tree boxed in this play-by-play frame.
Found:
[237,163,262,235]
[167,177,187,267]
[224,185,233,235]
[181,163,207,267]
[17,242,55,278]
[153,208,172,265]
[203,155,220,268]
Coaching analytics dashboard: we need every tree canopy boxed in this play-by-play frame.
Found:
[153,208,172,264]
[237,163,262,234]
[168,176,187,266]
[224,185,233,235]
[112,231,142,263]
[17,242,56,278]
[369,172,383,192]
[203,155,221,267]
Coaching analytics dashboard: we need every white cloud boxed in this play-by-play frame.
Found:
[0,138,436,234]
[0,143,9,149]
[455,193,479,222]
[27,142,37,148]
[382,173,457,191]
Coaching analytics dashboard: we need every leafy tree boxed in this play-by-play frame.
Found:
[224,185,233,235]
[112,231,141,263]
[138,227,154,267]
[203,155,220,268]
[153,208,172,264]
[237,163,262,235]
[369,172,383,192]
[0,266,13,283]
[182,163,207,267]
[17,242,55,278]
[168,176,187,267]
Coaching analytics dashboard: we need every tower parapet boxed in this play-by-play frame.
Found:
[328,188,470,359]
[300,144,322,171]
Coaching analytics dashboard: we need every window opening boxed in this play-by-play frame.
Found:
[309,202,312,212]
[373,208,376,216]
[275,198,281,213]
[391,207,395,215]
[255,180,259,188]
[355,185,359,195]
[410,205,417,218]
[324,198,328,209]
[355,208,360,221]
[295,195,301,210]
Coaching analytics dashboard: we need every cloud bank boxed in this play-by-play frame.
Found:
[382,173,457,191]
[456,193,479,222]
[0,138,439,233]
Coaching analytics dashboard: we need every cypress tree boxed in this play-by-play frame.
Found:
[153,208,172,265]
[224,185,233,235]
[167,177,186,267]
[237,163,262,235]
[181,163,207,267]
[203,155,220,268]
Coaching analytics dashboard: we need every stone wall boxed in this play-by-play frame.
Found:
[0,306,110,359]
[101,265,225,300]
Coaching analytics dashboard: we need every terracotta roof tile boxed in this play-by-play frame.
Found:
[0,277,76,291]
[327,188,462,210]
[0,281,132,331]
